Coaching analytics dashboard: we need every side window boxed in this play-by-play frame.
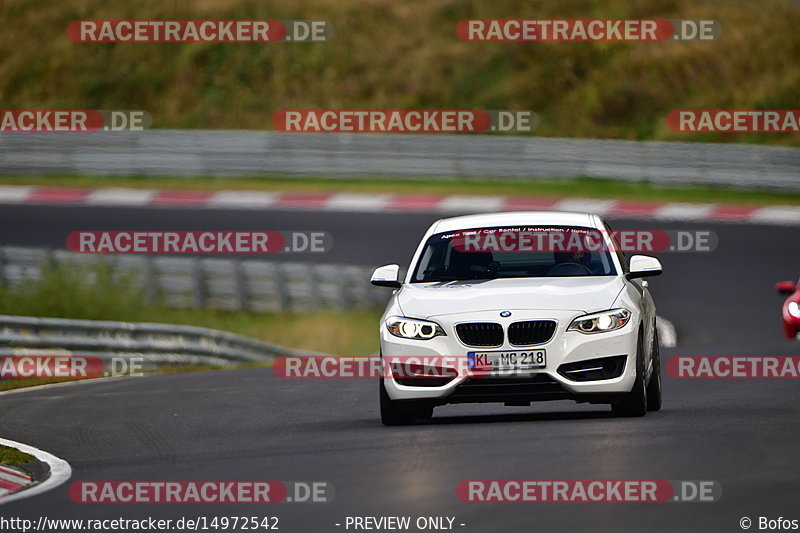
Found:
[604,222,629,274]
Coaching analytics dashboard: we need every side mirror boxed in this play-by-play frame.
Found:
[371,264,402,289]
[626,255,663,280]
[775,281,797,295]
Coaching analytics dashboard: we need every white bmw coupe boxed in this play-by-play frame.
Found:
[371,211,663,425]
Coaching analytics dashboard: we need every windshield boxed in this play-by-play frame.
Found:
[411,226,618,282]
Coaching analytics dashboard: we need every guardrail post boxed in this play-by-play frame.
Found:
[308,264,320,311]
[233,259,247,312]
[191,258,207,309]
[274,263,289,311]
[337,267,350,309]
[42,248,56,271]
[142,255,157,304]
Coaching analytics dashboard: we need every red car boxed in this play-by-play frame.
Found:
[775,279,800,340]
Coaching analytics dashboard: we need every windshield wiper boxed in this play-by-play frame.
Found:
[425,276,499,283]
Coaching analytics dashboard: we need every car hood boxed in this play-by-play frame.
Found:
[397,277,626,318]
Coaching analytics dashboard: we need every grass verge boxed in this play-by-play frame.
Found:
[0,445,35,468]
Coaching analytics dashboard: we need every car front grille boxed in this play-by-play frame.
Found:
[508,320,557,346]
[455,320,556,347]
[455,322,503,347]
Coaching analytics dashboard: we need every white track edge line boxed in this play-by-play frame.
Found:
[0,374,132,398]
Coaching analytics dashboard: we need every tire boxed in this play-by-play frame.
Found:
[611,332,648,417]
[646,328,662,411]
[379,378,433,426]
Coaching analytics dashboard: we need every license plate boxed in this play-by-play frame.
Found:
[468,350,546,371]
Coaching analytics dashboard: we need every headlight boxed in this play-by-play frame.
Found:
[568,309,631,334]
[385,316,446,340]
[789,302,800,319]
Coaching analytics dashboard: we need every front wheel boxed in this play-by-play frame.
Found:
[611,333,647,417]
[379,378,433,426]
[646,329,662,411]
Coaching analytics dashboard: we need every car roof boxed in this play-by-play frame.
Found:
[430,211,600,233]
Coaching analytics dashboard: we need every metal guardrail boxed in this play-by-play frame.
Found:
[0,314,306,368]
[0,246,389,312]
[0,245,357,372]
[1,130,799,189]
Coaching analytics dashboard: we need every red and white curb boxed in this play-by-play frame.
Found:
[0,437,72,505]
[0,464,32,497]
[1,185,799,225]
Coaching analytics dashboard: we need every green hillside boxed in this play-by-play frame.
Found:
[1,0,798,144]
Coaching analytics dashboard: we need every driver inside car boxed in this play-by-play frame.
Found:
[548,249,594,276]
[446,248,496,279]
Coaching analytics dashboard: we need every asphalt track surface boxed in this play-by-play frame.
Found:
[1,204,800,532]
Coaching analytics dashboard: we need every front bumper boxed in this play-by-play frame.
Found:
[380,309,639,404]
